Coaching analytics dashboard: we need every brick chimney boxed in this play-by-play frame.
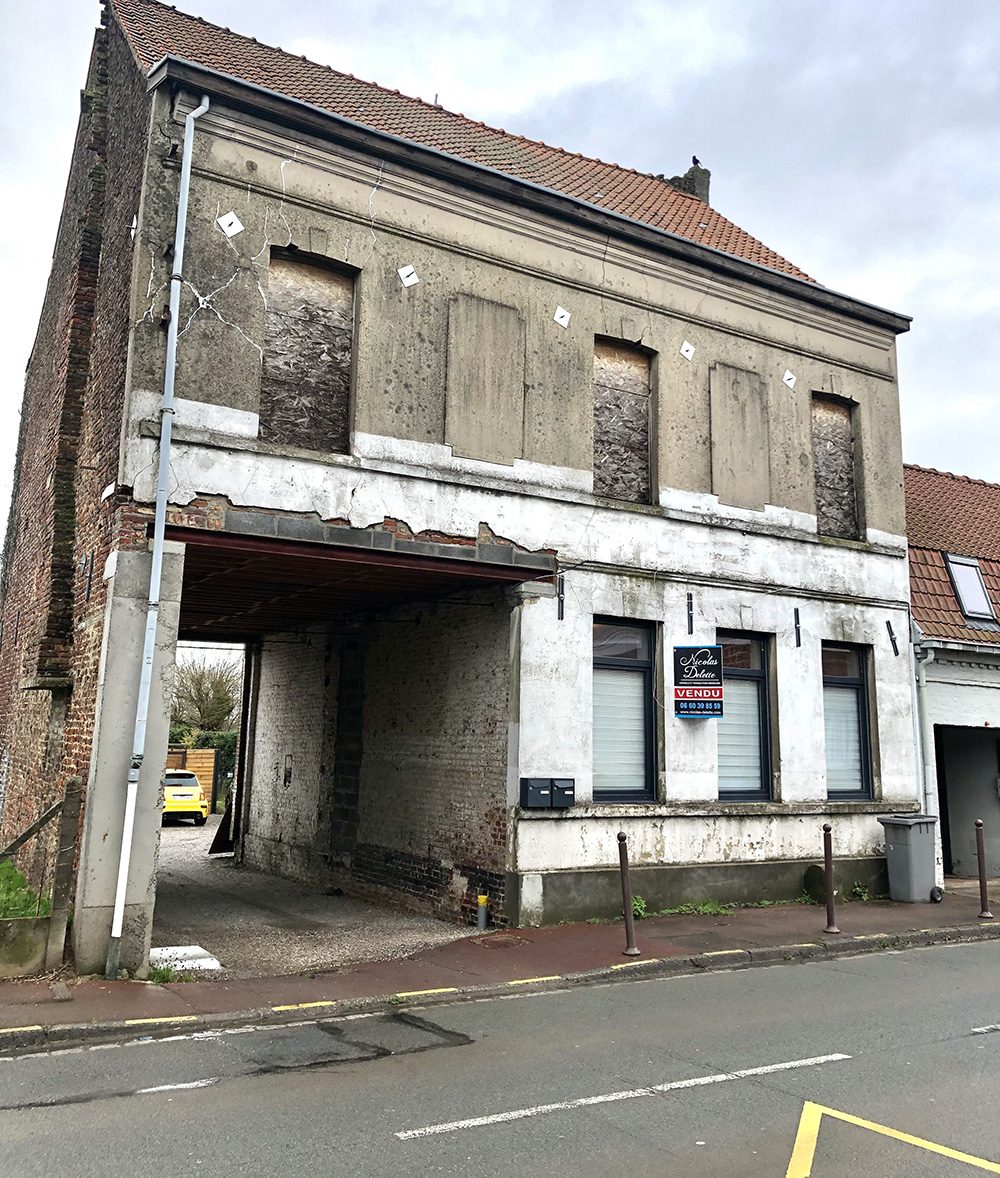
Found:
[665,163,711,203]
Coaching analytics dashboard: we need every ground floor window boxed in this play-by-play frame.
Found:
[717,632,771,800]
[593,619,655,801]
[822,643,872,798]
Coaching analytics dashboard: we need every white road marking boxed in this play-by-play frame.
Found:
[395,1053,852,1140]
[136,1078,220,1095]
[971,1024,1000,1035]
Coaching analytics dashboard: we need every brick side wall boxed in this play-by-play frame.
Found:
[243,630,339,881]
[353,594,511,923]
[0,11,151,869]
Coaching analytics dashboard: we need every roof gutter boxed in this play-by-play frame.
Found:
[146,55,911,337]
[912,637,1000,659]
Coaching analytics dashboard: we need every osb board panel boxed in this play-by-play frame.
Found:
[260,255,354,452]
[445,294,525,465]
[709,363,770,511]
[593,341,651,503]
[812,396,859,539]
[165,748,216,783]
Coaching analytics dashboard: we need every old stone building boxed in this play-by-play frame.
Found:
[906,465,1000,882]
[0,0,920,974]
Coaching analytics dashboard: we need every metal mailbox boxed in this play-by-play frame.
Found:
[519,778,552,809]
[551,779,575,808]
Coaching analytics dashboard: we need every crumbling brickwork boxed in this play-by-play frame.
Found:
[353,593,511,923]
[593,340,651,503]
[0,11,151,860]
[243,630,338,882]
[812,394,860,539]
[260,253,354,452]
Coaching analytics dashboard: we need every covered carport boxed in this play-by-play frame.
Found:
[150,520,555,976]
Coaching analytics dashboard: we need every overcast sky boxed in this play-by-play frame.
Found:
[2,0,997,541]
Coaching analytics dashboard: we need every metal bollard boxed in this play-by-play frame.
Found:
[477,893,489,931]
[618,832,642,956]
[976,820,994,920]
[823,823,840,935]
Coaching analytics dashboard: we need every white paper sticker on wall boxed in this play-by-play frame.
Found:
[217,211,245,238]
[782,369,797,390]
[680,339,696,361]
[553,305,571,328]
[397,264,420,287]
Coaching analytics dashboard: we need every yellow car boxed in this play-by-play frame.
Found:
[162,770,210,825]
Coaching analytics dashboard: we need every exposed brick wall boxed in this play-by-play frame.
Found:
[0,10,150,870]
[353,593,511,923]
[243,630,339,881]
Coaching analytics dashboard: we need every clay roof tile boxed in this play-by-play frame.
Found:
[109,0,812,280]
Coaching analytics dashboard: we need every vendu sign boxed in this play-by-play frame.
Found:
[673,645,723,718]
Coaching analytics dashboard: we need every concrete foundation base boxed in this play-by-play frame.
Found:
[72,903,154,977]
[509,856,889,925]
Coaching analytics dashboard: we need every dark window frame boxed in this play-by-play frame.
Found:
[593,617,656,803]
[822,642,873,800]
[717,631,772,802]
[944,553,996,622]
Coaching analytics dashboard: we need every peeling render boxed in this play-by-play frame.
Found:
[125,433,911,606]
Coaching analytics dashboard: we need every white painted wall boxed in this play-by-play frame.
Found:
[510,566,917,873]
[122,430,916,881]
[925,658,1000,729]
[125,434,908,604]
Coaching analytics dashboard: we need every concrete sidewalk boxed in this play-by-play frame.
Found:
[2,889,999,1050]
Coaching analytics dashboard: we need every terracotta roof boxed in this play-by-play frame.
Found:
[904,465,1000,645]
[110,0,812,281]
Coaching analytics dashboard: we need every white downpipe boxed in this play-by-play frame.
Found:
[105,95,210,979]
[914,646,943,887]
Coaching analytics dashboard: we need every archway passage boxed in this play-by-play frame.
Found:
[151,524,554,977]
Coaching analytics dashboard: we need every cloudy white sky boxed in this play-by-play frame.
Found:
[2,0,998,540]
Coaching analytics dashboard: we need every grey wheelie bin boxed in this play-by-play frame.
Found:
[877,814,939,902]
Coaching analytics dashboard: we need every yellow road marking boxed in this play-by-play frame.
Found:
[270,1000,336,1012]
[610,960,649,970]
[122,1015,199,1027]
[0,1025,43,1036]
[506,976,561,986]
[786,1100,1000,1176]
[394,987,459,998]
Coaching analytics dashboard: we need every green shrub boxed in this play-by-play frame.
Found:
[0,860,51,919]
[632,894,648,920]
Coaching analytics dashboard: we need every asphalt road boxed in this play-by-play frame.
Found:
[3,942,1000,1176]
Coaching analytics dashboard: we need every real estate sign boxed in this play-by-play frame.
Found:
[673,645,723,718]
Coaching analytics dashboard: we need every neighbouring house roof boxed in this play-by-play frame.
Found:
[904,464,1000,646]
[110,0,812,281]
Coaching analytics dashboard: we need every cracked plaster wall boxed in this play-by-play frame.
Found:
[121,91,907,538]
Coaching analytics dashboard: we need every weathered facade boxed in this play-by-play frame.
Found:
[0,0,920,974]
[906,465,1000,883]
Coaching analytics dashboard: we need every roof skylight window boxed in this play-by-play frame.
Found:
[945,554,995,621]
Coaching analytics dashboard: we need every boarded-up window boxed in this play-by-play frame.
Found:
[445,294,526,465]
[593,340,651,502]
[812,395,859,539]
[709,363,769,511]
[260,254,354,452]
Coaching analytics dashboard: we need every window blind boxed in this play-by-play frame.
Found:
[718,678,762,794]
[824,685,863,794]
[593,668,647,795]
